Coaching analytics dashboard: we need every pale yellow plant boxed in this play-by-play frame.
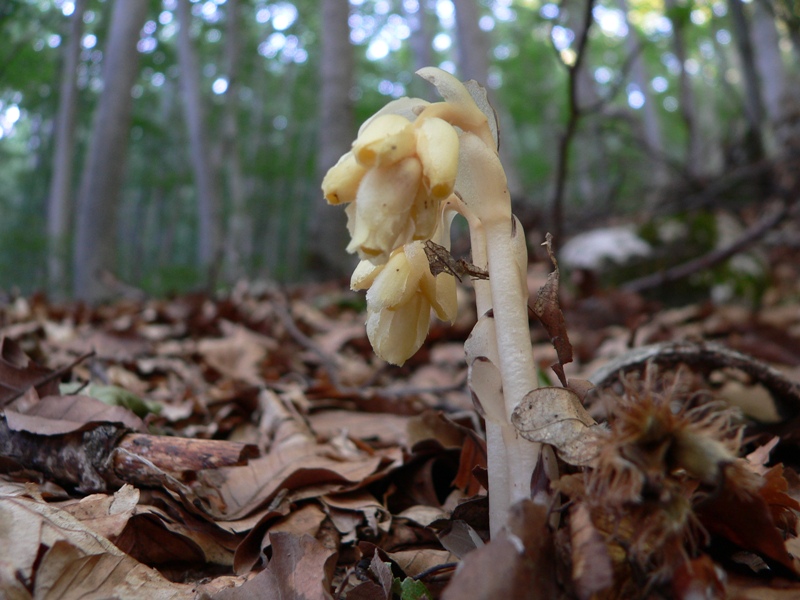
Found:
[322,67,552,536]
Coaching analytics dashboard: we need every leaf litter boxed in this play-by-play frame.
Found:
[0,243,799,598]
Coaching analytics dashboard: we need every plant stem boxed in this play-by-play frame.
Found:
[461,198,542,536]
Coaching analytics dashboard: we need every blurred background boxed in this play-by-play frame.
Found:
[1,0,798,301]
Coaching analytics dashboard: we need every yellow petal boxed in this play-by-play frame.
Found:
[347,157,422,261]
[321,151,367,205]
[352,114,416,168]
[366,294,431,366]
[350,259,383,291]
[366,245,426,310]
[415,117,459,201]
[421,271,458,323]
[410,187,438,241]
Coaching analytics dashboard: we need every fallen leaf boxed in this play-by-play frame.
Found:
[510,387,601,466]
[442,500,558,600]
[214,533,337,600]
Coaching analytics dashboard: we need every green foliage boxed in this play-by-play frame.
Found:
[0,0,793,297]
[391,575,431,600]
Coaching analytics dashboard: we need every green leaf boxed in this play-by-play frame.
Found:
[391,576,431,600]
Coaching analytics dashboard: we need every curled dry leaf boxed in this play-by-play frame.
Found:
[214,532,338,600]
[510,387,601,466]
[531,233,573,387]
[0,486,194,599]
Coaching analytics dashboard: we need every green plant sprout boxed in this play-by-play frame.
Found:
[322,68,595,536]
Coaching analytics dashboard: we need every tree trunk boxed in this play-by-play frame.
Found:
[407,0,436,101]
[176,0,222,287]
[453,0,524,200]
[752,0,787,144]
[617,0,666,190]
[306,0,355,280]
[72,0,148,301]
[47,0,86,298]
[220,0,250,283]
[728,0,766,161]
[665,0,702,177]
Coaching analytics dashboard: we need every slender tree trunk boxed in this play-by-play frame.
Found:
[176,0,222,286]
[728,0,766,161]
[664,0,702,177]
[752,0,787,147]
[617,0,666,190]
[453,0,524,200]
[307,0,355,280]
[47,0,86,298]
[407,0,436,101]
[220,0,250,283]
[72,0,148,301]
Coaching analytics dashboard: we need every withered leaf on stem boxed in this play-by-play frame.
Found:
[423,240,488,281]
[511,387,600,467]
[531,233,573,386]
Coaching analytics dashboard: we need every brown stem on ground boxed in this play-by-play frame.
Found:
[0,417,258,493]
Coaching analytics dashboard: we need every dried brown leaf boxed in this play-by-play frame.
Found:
[0,484,194,599]
[0,337,61,406]
[442,500,558,600]
[531,233,573,386]
[6,394,144,434]
[214,533,337,600]
[511,387,600,466]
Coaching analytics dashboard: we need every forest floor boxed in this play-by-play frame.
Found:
[2,228,800,599]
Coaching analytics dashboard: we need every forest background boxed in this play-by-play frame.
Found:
[1,0,798,302]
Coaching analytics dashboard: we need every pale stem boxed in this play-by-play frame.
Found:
[458,198,541,537]
[483,216,542,531]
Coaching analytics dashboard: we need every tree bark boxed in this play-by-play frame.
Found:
[728,0,766,161]
[664,0,702,177]
[72,0,148,301]
[176,0,223,286]
[47,0,86,298]
[220,0,251,283]
[752,0,788,147]
[407,0,437,101]
[306,0,356,280]
[617,0,666,190]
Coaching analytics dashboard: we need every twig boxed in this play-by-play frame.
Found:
[412,561,458,581]
[3,350,96,404]
[621,201,794,294]
[550,0,597,246]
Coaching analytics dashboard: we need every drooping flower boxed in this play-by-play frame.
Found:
[322,86,461,264]
[351,238,457,365]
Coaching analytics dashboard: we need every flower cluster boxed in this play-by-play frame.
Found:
[322,104,460,263]
[322,69,494,365]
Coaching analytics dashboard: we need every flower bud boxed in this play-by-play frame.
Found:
[346,157,422,262]
[415,117,460,201]
[321,151,367,205]
[352,114,417,168]
[366,293,430,366]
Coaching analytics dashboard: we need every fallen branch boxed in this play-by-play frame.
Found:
[621,201,794,294]
[0,416,258,493]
